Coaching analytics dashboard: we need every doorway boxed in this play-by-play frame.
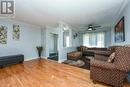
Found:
[48,33,58,61]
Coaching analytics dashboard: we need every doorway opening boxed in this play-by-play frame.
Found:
[48,33,58,61]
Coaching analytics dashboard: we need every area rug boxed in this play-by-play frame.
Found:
[63,59,90,70]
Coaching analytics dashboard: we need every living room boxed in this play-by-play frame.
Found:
[0,0,130,87]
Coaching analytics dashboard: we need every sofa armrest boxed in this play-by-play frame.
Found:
[90,59,116,70]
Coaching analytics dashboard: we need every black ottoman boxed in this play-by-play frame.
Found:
[0,54,24,68]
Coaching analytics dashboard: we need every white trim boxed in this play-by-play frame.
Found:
[24,57,47,61]
[58,59,67,63]
[113,0,130,25]
[24,57,38,61]
[47,59,58,63]
[41,56,48,59]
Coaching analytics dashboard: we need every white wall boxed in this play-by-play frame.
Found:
[0,19,41,61]
[111,2,130,45]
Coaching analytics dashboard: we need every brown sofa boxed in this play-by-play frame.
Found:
[90,47,130,87]
[77,46,108,57]
[67,46,123,65]
[94,46,122,61]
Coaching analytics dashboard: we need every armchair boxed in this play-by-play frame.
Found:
[90,47,130,87]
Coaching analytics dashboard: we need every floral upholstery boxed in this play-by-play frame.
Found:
[90,47,130,87]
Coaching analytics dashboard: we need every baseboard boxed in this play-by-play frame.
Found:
[24,57,66,63]
[24,57,47,61]
[41,56,48,59]
[58,59,67,63]
[47,59,58,63]
[24,57,38,61]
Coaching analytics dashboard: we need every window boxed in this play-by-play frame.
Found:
[83,32,105,47]
[63,30,70,47]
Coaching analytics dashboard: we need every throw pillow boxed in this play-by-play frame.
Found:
[107,52,115,63]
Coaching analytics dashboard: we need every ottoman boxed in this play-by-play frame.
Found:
[67,51,82,61]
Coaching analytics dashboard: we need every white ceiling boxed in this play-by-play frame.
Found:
[15,0,129,27]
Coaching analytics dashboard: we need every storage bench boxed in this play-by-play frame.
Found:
[0,54,24,68]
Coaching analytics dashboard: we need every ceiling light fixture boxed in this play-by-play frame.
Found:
[88,27,93,31]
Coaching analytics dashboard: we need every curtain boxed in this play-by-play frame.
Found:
[83,32,105,47]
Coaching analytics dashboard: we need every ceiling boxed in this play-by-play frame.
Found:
[15,0,129,27]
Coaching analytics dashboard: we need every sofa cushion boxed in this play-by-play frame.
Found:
[107,52,115,63]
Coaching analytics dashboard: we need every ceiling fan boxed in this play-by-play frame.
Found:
[80,24,101,31]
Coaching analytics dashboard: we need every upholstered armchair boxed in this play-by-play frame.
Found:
[90,47,130,87]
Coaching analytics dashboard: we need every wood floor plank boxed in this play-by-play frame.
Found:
[0,59,130,87]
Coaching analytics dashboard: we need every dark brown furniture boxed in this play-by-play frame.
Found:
[90,47,130,87]
[67,46,123,70]
[92,46,122,61]
[67,51,82,61]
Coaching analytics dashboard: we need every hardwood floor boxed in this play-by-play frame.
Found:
[0,59,130,87]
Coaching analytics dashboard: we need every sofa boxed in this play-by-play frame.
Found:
[67,46,112,61]
[67,45,123,63]
[94,46,122,61]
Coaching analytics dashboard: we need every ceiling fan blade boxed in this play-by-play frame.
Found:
[93,25,101,28]
[93,28,96,30]
[80,27,87,29]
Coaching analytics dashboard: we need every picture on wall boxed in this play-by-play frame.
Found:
[13,24,20,40]
[0,26,7,44]
[115,17,125,42]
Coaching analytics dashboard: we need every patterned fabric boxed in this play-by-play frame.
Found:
[90,47,130,87]
[107,52,115,63]
[108,46,123,53]
[124,45,130,47]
